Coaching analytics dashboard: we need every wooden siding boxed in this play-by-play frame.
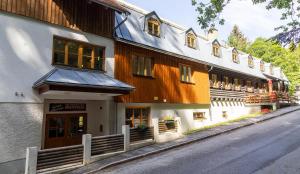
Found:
[0,0,114,38]
[115,42,210,104]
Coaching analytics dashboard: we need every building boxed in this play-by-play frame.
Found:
[0,0,292,173]
[114,1,291,138]
[0,0,133,173]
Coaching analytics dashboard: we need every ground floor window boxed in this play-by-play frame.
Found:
[193,112,206,120]
[125,107,150,128]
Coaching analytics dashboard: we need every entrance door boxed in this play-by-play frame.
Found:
[45,113,87,149]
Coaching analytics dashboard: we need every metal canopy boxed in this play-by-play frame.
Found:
[33,67,134,93]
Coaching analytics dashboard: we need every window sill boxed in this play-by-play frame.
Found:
[148,32,161,38]
[180,81,195,85]
[133,74,155,79]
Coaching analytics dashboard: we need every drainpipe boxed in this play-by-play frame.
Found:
[208,65,214,122]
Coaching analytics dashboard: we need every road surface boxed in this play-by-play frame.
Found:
[99,110,300,174]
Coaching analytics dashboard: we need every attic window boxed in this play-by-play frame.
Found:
[248,56,254,68]
[212,41,221,57]
[187,33,197,48]
[260,61,265,72]
[232,49,239,63]
[148,18,160,37]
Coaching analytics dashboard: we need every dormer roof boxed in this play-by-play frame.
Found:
[186,28,197,36]
[144,11,162,22]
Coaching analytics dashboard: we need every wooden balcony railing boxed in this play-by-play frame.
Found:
[210,88,246,101]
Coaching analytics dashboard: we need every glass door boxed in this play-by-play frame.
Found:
[44,113,87,149]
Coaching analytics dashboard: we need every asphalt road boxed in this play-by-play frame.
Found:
[99,110,300,174]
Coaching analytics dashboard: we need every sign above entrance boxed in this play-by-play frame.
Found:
[49,103,86,112]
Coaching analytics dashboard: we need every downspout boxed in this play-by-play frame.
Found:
[208,65,214,122]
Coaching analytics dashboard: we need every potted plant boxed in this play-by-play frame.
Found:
[136,124,148,132]
[163,116,176,130]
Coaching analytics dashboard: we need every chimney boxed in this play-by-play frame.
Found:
[207,28,218,41]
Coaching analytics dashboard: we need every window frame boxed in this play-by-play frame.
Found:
[212,41,221,57]
[179,63,193,84]
[125,107,151,128]
[132,54,154,78]
[193,112,206,121]
[147,17,161,37]
[232,49,239,63]
[248,56,254,68]
[186,33,197,49]
[52,36,106,71]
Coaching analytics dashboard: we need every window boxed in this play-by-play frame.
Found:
[234,78,240,86]
[132,55,153,77]
[187,33,197,48]
[53,37,105,70]
[126,107,150,128]
[179,64,192,83]
[148,18,160,37]
[232,49,239,63]
[212,41,221,57]
[193,112,206,120]
[211,74,219,88]
[248,56,254,68]
[246,81,252,87]
[260,61,265,72]
[224,76,229,85]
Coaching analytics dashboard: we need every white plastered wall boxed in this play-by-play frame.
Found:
[0,11,115,169]
[117,103,210,142]
[210,101,261,123]
[0,12,115,103]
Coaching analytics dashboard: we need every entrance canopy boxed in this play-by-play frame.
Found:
[33,67,134,96]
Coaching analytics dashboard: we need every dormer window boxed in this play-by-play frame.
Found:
[186,28,197,49]
[232,48,239,63]
[147,18,160,37]
[187,33,196,48]
[212,40,221,57]
[248,55,254,68]
[260,61,265,72]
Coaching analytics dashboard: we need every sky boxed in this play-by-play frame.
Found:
[125,0,285,42]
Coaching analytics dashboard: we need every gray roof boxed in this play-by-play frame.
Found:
[115,1,288,81]
[33,67,134,91]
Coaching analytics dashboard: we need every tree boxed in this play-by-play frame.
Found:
[246,38,300,94]
[191,0,300,33]
[227,25,249,52]
[288,41,296,51]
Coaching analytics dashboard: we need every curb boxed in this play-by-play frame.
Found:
[84,107,300,174]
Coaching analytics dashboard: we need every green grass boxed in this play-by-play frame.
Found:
[184,112,263,135]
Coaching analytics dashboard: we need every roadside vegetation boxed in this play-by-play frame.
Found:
[227,25,300,94]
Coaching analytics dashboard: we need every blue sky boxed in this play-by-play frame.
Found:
[125,0,284,42]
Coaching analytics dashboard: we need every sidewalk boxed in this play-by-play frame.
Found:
[67,106,300,174]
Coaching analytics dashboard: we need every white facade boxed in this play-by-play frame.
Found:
[0,13,115,103]
[0,12,117,172]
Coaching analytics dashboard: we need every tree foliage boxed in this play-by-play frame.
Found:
[246,38,300,94]
[192,0,300,33]
[227,25,250,52]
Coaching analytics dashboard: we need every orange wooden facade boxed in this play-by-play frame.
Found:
[115,42,211,104]
[0,0,115,38]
